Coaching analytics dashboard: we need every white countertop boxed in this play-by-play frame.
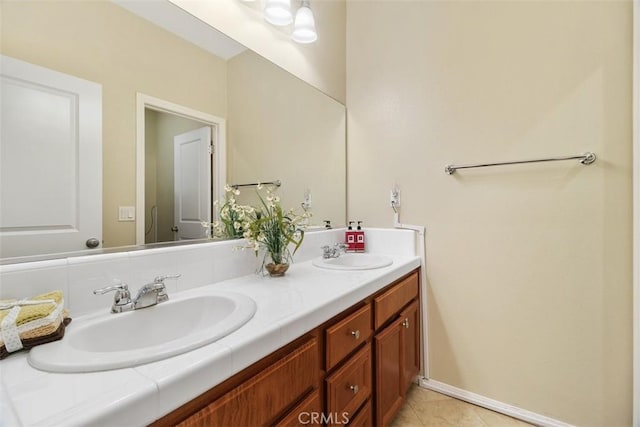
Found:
[0,254,420,427]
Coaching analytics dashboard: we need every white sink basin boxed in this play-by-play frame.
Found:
[312,253,393,271]
[28,290,256,373]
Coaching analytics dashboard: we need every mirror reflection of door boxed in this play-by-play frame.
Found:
[0,55,102,258]
[144,109,212,244]
[173,127,212,241]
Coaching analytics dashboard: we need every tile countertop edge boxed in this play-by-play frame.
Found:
[1,255,421,426]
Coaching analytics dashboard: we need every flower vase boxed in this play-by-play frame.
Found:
[265,262,290,277]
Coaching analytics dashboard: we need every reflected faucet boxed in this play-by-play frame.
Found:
[321,243,348,259]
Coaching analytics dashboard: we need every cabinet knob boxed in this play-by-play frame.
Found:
[349,384,359,394]
[402,318,410,329]
[350,330,360,340]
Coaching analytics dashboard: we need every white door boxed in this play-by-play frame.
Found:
[0,55,102,258]
[173,127,212,240]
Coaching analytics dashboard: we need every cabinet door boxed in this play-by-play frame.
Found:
[374,320,403,427]
[177,338,318,427]
[400,300,420,393]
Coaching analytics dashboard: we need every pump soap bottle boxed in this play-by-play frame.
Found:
[354,221,365,252]
[345,221,356,252]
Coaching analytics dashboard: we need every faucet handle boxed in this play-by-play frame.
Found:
[93,282,132,312]
[93,282,129,295]
[153,274,182,284]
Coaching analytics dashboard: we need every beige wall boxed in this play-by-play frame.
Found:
[0,1,228,248]
[170,0,346,104]
[227,50,346,227]
[346,1,633,425]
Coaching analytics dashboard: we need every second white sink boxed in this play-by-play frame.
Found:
[28,290,256,373]
[312,253,393,271]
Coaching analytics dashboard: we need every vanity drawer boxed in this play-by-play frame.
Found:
[177,338,318,427]
[374,271,418,330]
[325,304,372,370]
[276,390,322,427]
[325,344,371,427]
[348,399,372,427]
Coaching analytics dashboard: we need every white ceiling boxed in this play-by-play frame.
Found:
[113,0,247,60]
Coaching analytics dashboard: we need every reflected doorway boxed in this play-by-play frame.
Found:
[135,94,226,246]
[144,111,212,243]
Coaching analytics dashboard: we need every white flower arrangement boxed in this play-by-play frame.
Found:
[206,184,312,267]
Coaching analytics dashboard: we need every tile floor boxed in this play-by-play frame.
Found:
[391,385,534,427]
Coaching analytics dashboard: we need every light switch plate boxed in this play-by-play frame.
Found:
[118,206,135,222]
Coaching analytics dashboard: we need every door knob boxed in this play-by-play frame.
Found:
[171,226,179,232]
[86,238,100,248]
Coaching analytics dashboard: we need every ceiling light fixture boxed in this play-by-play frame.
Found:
[264,0,293,26]
[292,0,317,44]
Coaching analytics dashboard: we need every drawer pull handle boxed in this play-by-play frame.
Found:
[350,384,359,394]
[402,319,410,329]
[350,330,360,340]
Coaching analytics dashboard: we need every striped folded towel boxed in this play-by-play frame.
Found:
[0,290,72,360]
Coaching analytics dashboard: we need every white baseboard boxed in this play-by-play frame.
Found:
[419,378,575,427]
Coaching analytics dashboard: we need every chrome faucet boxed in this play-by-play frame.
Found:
[321,243,348,259]
[133,274,180,309]
[93,282,132,313]
[94,274,181,313]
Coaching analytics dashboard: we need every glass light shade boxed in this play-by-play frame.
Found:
[292,5,317,44]
[264,0,293,26]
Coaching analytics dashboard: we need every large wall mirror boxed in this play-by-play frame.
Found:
[0,0,346,261]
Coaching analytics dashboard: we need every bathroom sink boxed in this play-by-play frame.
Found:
[312,253,393,271]
[28,290,256,373]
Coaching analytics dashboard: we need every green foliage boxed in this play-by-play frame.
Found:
[207,184,311,266]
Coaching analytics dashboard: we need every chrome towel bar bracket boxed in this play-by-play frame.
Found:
[444,152,596,175]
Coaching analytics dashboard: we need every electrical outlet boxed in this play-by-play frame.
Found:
[390,185,401,208]
[302,189,312,210]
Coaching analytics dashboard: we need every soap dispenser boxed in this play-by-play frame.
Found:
[354,221,365,252]
[345,221,356,251]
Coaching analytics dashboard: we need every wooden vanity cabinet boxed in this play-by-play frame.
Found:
[152,268,420,427]
[373,271,420,427]
[170,337,320,427]
[374,319,404,427]
[151,333,322,427]
[400,300,420,392]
